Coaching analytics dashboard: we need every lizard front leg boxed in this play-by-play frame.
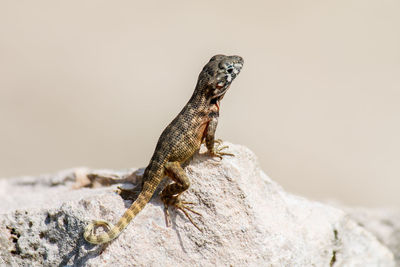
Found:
[205,113,234,159]
[161,161,201,230]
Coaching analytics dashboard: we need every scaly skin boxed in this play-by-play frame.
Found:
[84,54,244,244]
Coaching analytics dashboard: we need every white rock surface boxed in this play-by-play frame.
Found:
[0,143,396,266]
[345,207,400,265]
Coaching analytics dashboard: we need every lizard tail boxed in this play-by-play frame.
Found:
[83,187,154,244]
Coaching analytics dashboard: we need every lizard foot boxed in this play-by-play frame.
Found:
[116,184,141,201]
[162,196,202,231]
[210,139,234,160]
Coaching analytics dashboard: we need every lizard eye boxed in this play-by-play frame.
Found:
[227,68,233,74]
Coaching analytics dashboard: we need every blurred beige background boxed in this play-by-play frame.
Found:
[0,0,399,206]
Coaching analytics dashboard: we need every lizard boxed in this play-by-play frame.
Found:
[83,54,244,244]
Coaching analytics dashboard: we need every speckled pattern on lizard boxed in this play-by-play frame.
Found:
[83,54,244,244]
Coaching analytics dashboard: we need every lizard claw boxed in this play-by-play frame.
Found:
[163,203,172,228]
[162,196,202,231]
[176,204,202,232]
[214,139,223,145]
[210,140,235,160]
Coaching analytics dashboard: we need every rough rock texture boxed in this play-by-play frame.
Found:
[0,143,396,266]
[345,207,400,265]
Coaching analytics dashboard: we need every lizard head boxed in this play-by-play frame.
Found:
[198,54,244,100]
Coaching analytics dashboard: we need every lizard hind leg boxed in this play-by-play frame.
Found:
[161,161,202,231]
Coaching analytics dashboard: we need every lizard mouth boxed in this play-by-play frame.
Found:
[212,61,243,99]
[212,86,230,99]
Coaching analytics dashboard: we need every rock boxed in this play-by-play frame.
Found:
[345,207,400,266]
[0,143,396,266]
